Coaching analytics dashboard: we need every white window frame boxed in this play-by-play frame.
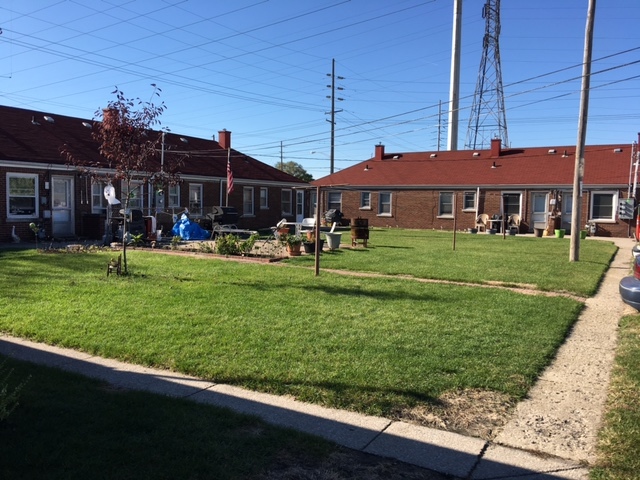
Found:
[7,173,39,220]
[378,191,392,216]
[463,191,476,211]
[501,191,523,217]
[327,191,342,211]
[91,181,108,214]
[438,191,454,217]
[168,184,180,208]
[590,190,618,222]
[281,189,292,216]
[122,180,144,211]
[260,187,269,210]
[243,186,255,216]
[360,191,371,210]
[188,183,203,216]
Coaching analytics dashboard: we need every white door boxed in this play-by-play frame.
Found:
[296,190,305,223]
[531,192,548,229]
[52,176,75,238]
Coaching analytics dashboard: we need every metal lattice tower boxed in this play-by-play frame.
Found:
[465,0,509,150]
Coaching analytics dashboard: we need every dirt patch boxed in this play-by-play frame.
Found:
[255,447,448,480]
[394,388,516,440]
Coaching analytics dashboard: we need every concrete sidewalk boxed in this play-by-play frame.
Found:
[0,236,633,479]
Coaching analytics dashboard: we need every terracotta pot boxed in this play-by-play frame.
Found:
[287,244,301,256]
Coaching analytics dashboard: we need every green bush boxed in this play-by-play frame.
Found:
[216,234,241,255]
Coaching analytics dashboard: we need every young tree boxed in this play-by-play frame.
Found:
[276,161,314,182]
[64,87,181,274]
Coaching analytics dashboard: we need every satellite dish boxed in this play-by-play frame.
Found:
[103,184,120,205]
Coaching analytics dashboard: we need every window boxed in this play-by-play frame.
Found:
[310,190,318,217]
[360,192,371,209]
[188,184,203,216]
[260,187,269,209]
[591,191,617,221]
[463,191,476,211]
[91,181,108,214]
[378,192,392,216]
[122,180,143,210]
[7,173,38,219]
[327,191,342,211]
[502,193,522,217]
[243,187,254,216]
[168,184,180,208]
[439,192,454,216]
[281,189,292,215]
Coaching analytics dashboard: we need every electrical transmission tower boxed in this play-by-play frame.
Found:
[465,0,509,150]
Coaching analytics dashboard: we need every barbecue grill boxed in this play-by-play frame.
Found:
[207,206,240,225]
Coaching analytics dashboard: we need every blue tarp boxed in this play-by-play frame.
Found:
[171,214,211,240]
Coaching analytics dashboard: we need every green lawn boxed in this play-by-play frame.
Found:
[289,229,617,297]
[0,229,625,477]
[592,314,640,480]
[0,229,616,417]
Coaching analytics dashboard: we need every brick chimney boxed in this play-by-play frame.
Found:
[490,137,502,157]
[218,129,231,149]
[374,143,385,161]
[102,108,119,128]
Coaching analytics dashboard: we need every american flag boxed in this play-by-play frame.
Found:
[226,150,234,195]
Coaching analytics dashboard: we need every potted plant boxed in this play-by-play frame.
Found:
[302,232,324,254]
[280,233,303,256]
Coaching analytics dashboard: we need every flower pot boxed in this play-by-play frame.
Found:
[287,244,301,256]
[580,230,588,240]
[324,232,342,250]
[303,239,325,254]
[469,228,478,234]
[554,229,565,238]
[488,229,497,235]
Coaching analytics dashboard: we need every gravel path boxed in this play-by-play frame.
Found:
[494,236,636,464]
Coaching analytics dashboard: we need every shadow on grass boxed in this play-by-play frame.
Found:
[0,337,578,479]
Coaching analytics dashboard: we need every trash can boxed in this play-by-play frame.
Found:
[533,222,545,237]
[325,232,342,250]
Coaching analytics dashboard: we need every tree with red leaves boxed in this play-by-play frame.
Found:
[64,87,181,274]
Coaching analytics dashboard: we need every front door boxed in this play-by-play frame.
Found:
[52,176,75,238]
[296,190,305,223]
[532,192,548,229]
[561,191,573,233]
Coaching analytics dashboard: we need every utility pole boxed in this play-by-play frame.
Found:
[570,0,597,262]
[447,0,462,151]
[280,141,283,170]
[326,58,344,174]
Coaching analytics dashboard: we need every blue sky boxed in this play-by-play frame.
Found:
[1,0,639,177]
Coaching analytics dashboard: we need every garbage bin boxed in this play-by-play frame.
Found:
[324,232,342,250]
[533,222,545,237]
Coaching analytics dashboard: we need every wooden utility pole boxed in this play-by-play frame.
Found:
[570,0,596,262]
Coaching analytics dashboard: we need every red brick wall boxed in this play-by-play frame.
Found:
[330,188,634,238]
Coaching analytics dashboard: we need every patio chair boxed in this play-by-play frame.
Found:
[507,214,521,234]
[475,214,489,233]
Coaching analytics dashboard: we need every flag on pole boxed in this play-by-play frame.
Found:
[226,149,234,195]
